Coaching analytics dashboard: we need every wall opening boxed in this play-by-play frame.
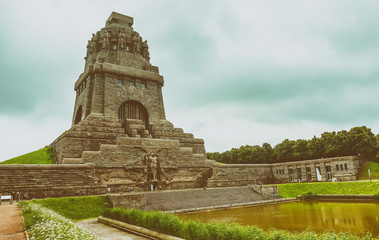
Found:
[118,100,149,127]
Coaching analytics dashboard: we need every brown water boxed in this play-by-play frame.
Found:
[179,200,379,236]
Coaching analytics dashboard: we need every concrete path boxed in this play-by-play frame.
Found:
[143,186,270,211]
[76,219,150,240]
[0,204,26,240]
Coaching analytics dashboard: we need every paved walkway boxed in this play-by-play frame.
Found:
[143,186,270,211]
[76,219,150,240]
[0,204,26,240]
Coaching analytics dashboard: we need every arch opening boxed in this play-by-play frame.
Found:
[118,101,149,137]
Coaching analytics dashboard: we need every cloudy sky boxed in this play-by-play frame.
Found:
[1,0,379,161]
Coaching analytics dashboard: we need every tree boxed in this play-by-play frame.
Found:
[293,139,310,161]
[274,139,295,162]
[307,136,325,159]
[347,126,378,159]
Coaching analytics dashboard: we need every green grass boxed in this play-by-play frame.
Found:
[0,147,55,164]
[278,181,379,198]
[358,161,379,180]
[26,196,112,221]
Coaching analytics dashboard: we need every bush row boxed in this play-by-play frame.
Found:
[20,202,97,240]
[103,208,375,240]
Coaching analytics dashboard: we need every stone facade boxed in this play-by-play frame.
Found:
[270,156,360,183]
[52,12,206,167]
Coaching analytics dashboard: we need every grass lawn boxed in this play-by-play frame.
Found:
[278,181,379,198]
[358,161,379,180]
[25,196,112,221]
[0,147,55,164]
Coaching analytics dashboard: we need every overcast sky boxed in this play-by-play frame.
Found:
[1,0,379,161]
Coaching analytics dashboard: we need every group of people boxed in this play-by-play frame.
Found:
[86,28,150,60]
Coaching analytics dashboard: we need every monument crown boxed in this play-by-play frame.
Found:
[106,11,134,27]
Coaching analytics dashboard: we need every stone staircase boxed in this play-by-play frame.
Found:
[124,119,151,138]
[52,114,128,164]
[150,121,206,155]
[142,186,271,211]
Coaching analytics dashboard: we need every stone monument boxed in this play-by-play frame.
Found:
[52,12,214,191]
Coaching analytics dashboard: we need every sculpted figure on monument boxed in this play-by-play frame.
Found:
[132,31,141,54]
[142,40,150,60]
[118,29,127,50]
[86,40,92,56]
[101,30,111,50]
[91,33,99,54]
[145,153,159,181]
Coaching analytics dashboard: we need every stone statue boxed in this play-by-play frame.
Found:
[142,40,150,60]
[132,32,141,54]
[91,33,98,53]
[118,29,127,50]
[146,153,158,181]
[86,40,92,56]
[102,30,110,50]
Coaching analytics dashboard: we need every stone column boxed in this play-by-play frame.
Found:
[301,164,306,181]
[90,74,105,115]
[320,162,326,182]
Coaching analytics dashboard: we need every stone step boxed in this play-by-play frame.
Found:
[125,119,144,124]
[126,124,146,130]
[143,186,270,211]
[71,125,125,133]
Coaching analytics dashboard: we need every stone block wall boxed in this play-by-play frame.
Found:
[52,114,127,163]
[107,193,147,208]
[207,164,273,187]
[65,137,213,191]
[0,164,105,200]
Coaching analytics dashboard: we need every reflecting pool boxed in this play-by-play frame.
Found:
[179,200,379,236]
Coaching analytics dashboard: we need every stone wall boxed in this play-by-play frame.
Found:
[207,164,273,187]
[66,136,213,191]
[0,164,105,200]
[107,193,147,208]
[52,114,127,163]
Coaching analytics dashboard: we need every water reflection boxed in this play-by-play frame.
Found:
[179,200,379,236]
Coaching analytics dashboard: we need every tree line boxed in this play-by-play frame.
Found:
[207,126,379,164]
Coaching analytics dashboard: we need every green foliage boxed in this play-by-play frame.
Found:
[103,208,374,240]
[358,161,379,180]
[0,147,55,164]
[278,181,379,198]
[29,196,112,221]
[208,126,379,164]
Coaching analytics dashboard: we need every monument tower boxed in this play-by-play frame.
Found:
[52,12,211,189]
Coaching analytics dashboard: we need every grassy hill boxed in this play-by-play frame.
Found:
[358,160,379,180]
[278,181,379,198]
[0,147,55,164]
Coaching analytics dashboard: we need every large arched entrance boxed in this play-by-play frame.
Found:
[118,100,150,137]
